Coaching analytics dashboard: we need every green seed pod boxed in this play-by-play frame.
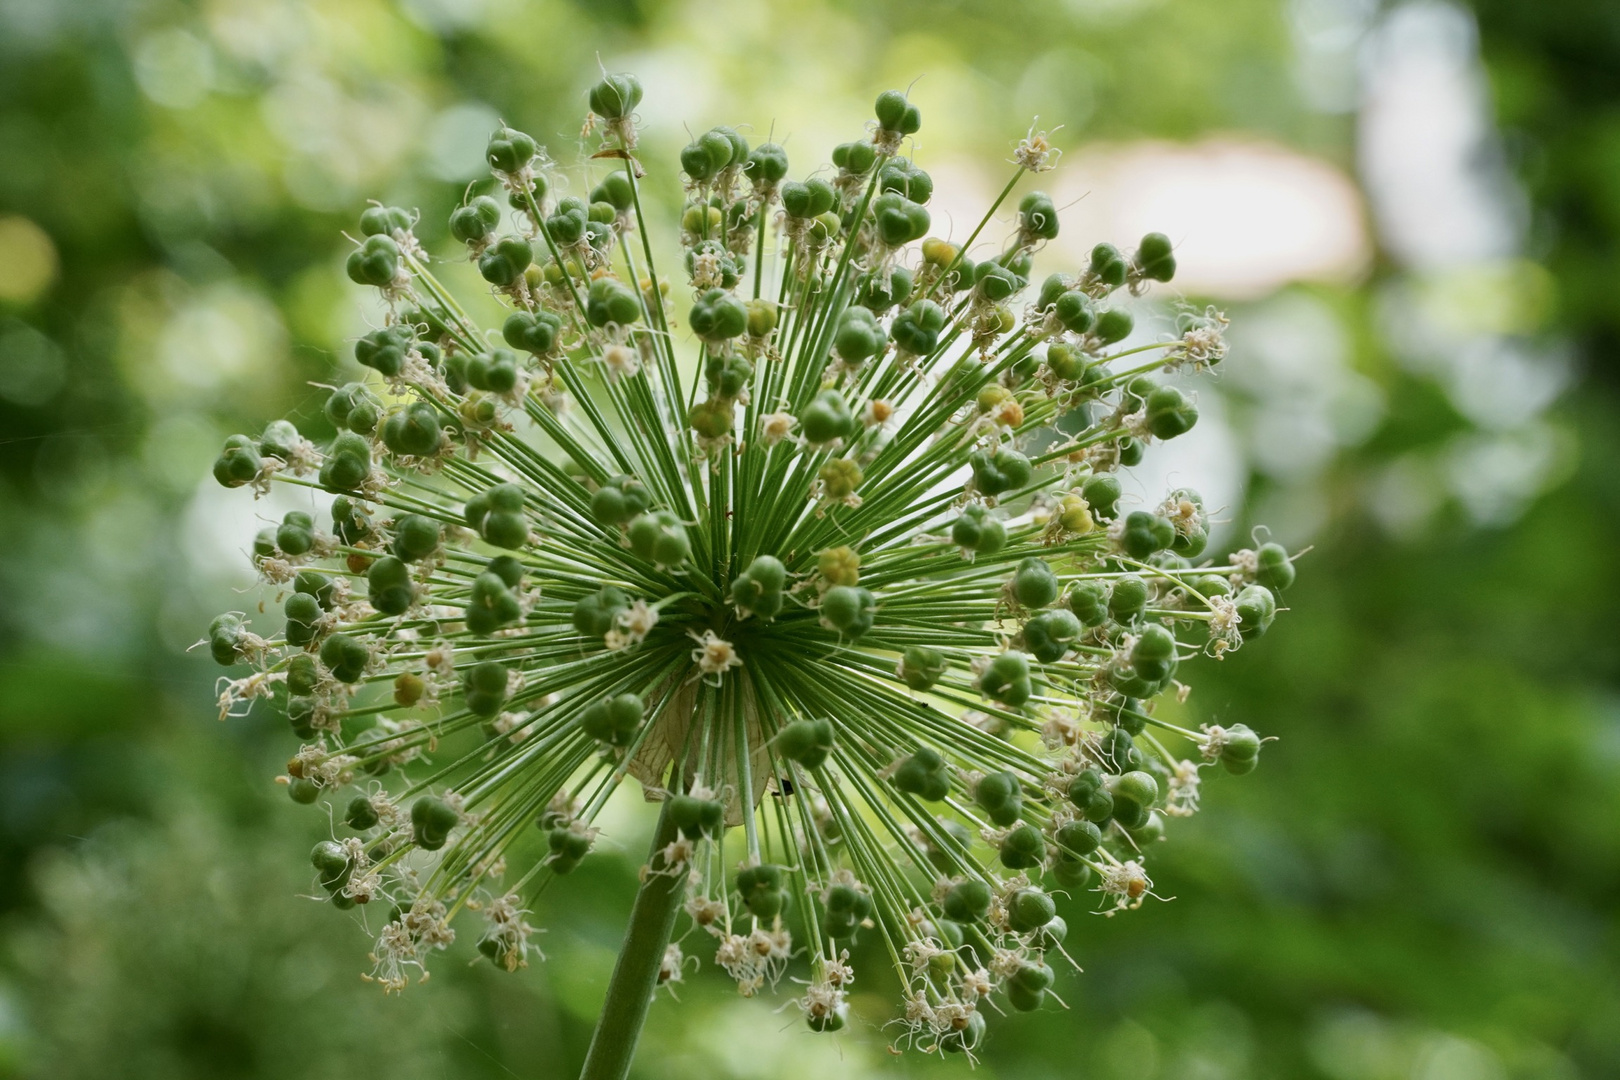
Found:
[1023,608,1083,664]
[257,527,279,560]
[589,72,643,120]
[979,650,1032,708]
[412,795,459,850]
[1067,769,1115,823]
[892,746,951,800]
[1052,855,1094,890]
[546,198,589,246]
[1235,584,1277,638]
[1036,273,1072,311]
[486,125,536,174]
[1007,960,1054,1012]
[572,585,629,637]
[1089,242,1129,288]
[1135,231,1176,282]
[324,383,380,435]
[366,555,414,616]
[283,591,322,648]
[586,172,628,213]
[1121,511,1176,559]
[1076,473,1120,521]
[891,298,946,355]
[346,234,400,287]
[872,191,931,247]
[973,769,1023,826]
[1056,818,1103,859]
[874,89,922,135]
[1051,290,1094,334]
[730,554,787,619]
[586,277,642,328]
[816,459,862,504]
[258,419,303,463]
[354,325,412,377]
[1100,726,1141,772]
[1007,887,1057,932]
[799,389,855,444]
[1255,542,1296,591]
[688,288,749,342]
[833,306,886,366]
[213,434,262,488]
[737,863,789,918]
[1018,191,1060,242]
[381,402,442,458]
[331,496,371,545]
[590,474,651,528]
[745,299,777,338]
[679,129,734,182]
[1011,556,1059,609]
[668,793,726,839]
[969,447,1033,498]
[502,309,563,355]
[288,777,320,804]
[940,1009,986,1054]
[286,652,320,696]
[485,555,523,589]
[449,195,502,244]
[477,235,533,286]
[273,510,314,556]
[823,882,873,939]
[951,503,1006,556]
[1145,384,1198,440]
[898,646,947,692]
[818,584,875,638]
[746,142,789,186]
[1129,810,1166,844]
[704,353,753,399]
[316,632,367,684]
[463,659,510,718]
[465,570,522,634]
[1094,306,1134,345]
[776,717,835,770]
[360,204,411,237]
[580,692,643,747]
[466,482,529,549]
[346,794,380,830]
[320,431,373,493]
[832,140,878,175]
[627,510,691,568]
[780,178,836,219]
[1113,769,1159,810]
[942,878,992,923]
[311,839,352,892]
[389,514,440,562]
[1117,434,1145,467]
[463,348,519,395]
[1219,723,1263,774]
[999,822,1047,869]
[1066,580,1110,626]
[974,260,1022,302]
[1108,574,1149,622]
[546,826,592,873]
[875,157,932,203]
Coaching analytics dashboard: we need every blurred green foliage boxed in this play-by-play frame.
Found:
[0,0,1615,1077]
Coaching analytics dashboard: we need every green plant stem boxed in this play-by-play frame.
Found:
[578,796,684,1080]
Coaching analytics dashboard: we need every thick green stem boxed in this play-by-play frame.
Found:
[578,798,683,1080]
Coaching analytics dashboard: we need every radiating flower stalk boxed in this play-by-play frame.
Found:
[206,74,1297,1074]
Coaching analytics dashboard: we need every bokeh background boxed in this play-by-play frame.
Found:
[2,0,1617,1076]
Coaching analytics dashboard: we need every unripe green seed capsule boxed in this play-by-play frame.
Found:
[1255,542,1296,591]
[999,822,1046,869]
[974,769,1024,826]
[346,795,379,830]
[1006,887,1057,933]
[942,879,992,923]
[589,73,643,120]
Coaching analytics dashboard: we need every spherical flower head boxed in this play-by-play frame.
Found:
[204,73,1294,1058]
